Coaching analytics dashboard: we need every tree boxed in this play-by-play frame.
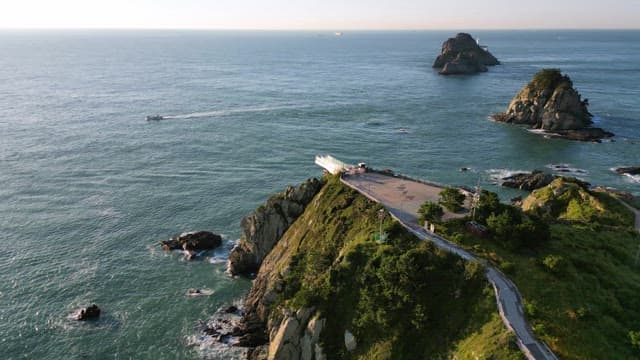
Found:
[486,210,514,245]
[476,190,502,223]
[418,201,444,224]
[439,187,466,212]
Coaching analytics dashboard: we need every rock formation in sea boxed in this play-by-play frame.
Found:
[227,178,323,276]
[433,33,500,75]
[501,171,557,191]
[160,231,222,251]
[76,304,101,321]
[614,167,640,176]
[492,69,614,141]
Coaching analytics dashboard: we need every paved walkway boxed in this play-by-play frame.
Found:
[342,171,558,360]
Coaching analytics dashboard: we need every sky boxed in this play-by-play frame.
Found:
[1,0,638,30]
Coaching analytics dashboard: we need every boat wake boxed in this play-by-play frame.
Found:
[161,105,302,120]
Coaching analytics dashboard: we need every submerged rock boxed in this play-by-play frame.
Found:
[433,33,499,75]
[501,171,557,191]
[160,231,222,252]
[76,304,100,321]
[492,69,613,141]
[227,178,323,276]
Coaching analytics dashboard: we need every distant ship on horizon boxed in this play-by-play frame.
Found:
[334,32,343,37]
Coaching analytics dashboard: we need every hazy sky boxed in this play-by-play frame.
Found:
[1,0,638,30]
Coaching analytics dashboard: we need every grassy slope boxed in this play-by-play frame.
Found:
[271,175,523,360]
[441,183,640,359]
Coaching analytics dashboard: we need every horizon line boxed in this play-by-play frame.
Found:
[1,27,639,32]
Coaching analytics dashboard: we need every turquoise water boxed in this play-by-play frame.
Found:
[1,30,639,359]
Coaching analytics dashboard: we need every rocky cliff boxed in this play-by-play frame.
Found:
[227,178,323,276]
[433,33,500,75]
[492,69,613,141]
[228,176,522,359]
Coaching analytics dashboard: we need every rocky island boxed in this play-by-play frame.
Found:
[433,33,500,75]
[492,69,614,142]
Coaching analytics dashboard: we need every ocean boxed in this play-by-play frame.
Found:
[0,30,639,359]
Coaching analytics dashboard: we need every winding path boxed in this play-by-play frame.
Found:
[340,171,558,360]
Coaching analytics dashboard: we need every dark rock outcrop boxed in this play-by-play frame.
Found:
[492,69,613,141]
[160,231,222,252]
[615,167,640,176]
[501,171,557,191]
[76,304,100,321]
[433,33,499,75]
[227,178,323,276]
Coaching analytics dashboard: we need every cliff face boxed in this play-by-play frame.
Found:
[433,33,500,75]
[227,178,323,276]
[235,176,522,360]
[493,69,613,141]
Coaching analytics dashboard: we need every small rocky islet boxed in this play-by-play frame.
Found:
[160,230,223,260]
[492,68,614,142]
[432,32,500,75]
[615,167,640,176]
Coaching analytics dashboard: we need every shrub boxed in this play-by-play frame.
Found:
[500,261,516,275]
[629,331,640,350]
[439,187,466,212]
[542,255,565,273]
[486,208,549,250]
[418,201,444,224]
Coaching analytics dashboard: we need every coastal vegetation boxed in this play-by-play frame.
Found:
[418,200,444,224]
[439,178,640,359]
[527,68,573,92]
[244,175,523,359]
[438,187,466,212]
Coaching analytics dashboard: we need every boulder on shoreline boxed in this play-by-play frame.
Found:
[501,171,557,191]
[492,69,613,142]
[160,231,222,252]
[433,33,500,75]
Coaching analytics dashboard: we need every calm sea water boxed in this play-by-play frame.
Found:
[1,30,639,359]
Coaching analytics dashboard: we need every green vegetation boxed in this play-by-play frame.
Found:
[418,200,444,224]
[439,187,466,212]
[272,175,522,359]
[630,331,640,350]
[528,68,573,91]
[522,178,634,227]
[439,178,640,359]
